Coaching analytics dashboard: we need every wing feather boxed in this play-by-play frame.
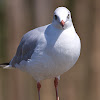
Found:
[10,25,48,66]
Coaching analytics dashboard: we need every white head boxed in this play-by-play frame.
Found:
[52,7,72,30]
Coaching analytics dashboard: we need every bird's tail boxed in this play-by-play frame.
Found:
[0,63,13,69]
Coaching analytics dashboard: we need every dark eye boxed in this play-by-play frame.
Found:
[67,14,70,19]
[54,15,57,20]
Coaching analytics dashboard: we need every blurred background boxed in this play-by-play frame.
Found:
[0,0,100,100]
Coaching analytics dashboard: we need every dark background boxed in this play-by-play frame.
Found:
[0,0,100,100]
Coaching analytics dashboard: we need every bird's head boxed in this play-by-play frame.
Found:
[52,7,72,30]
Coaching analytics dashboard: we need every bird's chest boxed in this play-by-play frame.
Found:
[45,33,79,67]
[46,33,75,57]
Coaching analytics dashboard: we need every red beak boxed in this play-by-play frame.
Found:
[60,20,65,27]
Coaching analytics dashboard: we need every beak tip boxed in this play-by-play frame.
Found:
[60,20,65,27]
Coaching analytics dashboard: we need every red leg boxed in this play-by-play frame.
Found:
[37,82,41,100]
[54,77,59,100]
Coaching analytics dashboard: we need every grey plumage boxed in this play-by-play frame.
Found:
[10,25,48,67]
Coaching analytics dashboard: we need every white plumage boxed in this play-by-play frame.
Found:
[9,7,81,82]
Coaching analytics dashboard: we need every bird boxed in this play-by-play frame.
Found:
[0,7,81,100]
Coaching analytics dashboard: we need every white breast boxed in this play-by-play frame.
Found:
[43,26,81,78]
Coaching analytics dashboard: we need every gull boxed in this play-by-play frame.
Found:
[0,7,81,100]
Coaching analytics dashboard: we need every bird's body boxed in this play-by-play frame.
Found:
[1,7,81,100]
[10,23,80,81]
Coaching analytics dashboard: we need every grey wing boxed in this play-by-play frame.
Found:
[10,25,48,67]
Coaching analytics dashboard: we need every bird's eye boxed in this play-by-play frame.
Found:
[54,15,57,20]
[67,14,70,19]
